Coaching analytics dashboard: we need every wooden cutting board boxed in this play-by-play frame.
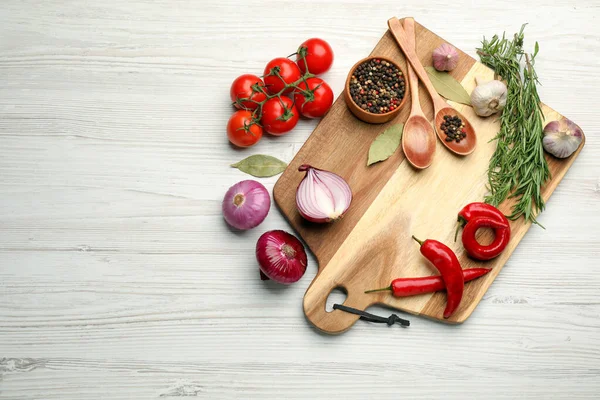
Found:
[273,18,585,334]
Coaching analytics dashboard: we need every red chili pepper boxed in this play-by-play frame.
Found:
[365,268,490,297]
[462,216,511,261]
[412,235,464,318]
[455,202,509,240]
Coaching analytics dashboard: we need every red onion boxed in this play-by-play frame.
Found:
[222,180,270,230]
[256,230,307,284]
[296,164,352,223]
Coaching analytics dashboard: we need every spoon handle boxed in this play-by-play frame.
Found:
[403,18,422,117]
[387,17,446,111]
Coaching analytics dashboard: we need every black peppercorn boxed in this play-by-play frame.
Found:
[440,115,466,143]
[349,58,405,115]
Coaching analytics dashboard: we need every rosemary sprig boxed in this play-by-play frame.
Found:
[477,25,550,225]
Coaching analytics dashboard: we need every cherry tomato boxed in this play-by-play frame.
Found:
[296,38,334,75]
[263,58,301,95]
[260,97,299,135]
[230,74,267,110]
[293,77,334,118]
[227,110,263,147]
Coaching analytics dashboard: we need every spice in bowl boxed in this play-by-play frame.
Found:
[441,115,466,143]
[349,58,406,115]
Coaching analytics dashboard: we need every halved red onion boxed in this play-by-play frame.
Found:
[295,164,352,223]
[256,230,307,284]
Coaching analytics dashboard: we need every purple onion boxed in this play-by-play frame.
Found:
[296,164,352,223]
[256,230,307,284]
[222,180,270,230]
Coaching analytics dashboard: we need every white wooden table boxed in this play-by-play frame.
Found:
[1,1,599,398]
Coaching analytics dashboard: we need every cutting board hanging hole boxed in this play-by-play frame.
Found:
[325,287,347,312]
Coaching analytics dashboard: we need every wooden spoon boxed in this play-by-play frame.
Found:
[400,18,436,169]
[387,17,476,156]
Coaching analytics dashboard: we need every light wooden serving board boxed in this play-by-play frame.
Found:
[273,18,585,334]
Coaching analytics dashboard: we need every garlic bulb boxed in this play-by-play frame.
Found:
[432,43,459,71]
[470,78,507,117]
[542,118,583,158]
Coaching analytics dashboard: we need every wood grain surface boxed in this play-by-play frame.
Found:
[274,19,585,333]
[1,0,599,399]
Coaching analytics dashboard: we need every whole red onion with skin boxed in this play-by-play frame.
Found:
[222,180,270,230]
[296,164,352,223]
[256,230,307,284]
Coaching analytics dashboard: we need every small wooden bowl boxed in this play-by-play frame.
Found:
[344,56,410,124]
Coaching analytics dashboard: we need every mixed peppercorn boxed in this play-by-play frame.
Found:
[349,58,406,114]
[441,115,467,143]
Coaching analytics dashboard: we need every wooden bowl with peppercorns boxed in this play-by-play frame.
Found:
[344,56,409,124]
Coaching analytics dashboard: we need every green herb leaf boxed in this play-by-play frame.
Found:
[478,24,550,225]
[425,66,472,105]
[367,124,404,166]
[231,154,287,177]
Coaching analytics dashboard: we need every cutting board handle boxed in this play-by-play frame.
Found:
[303,279,375,334]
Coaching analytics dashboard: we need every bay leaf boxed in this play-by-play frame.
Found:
[231,154,287,177]
[367,124,403,166]
[425,66,471,106]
